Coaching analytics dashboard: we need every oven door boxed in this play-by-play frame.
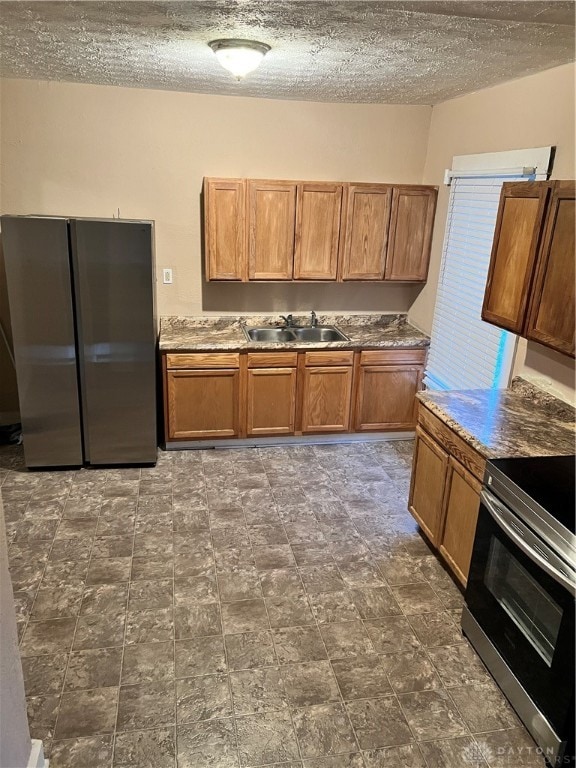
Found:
[466,488,575,735]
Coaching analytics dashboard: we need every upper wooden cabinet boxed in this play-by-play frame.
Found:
[203,177,437,283]
[294,183,343,280]
[204,179,246,280]
[341,184,392,280]
[248,180,297,280]
[482,180,575,357]
[385,186,437,281]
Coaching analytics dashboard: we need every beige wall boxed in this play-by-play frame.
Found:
[0,78,431,316]
[410,63,575,402]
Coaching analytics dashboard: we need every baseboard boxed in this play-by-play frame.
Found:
[165,431,415,450]
[28,740,47,768]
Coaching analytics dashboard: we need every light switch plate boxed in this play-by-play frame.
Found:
[163,268,173,284]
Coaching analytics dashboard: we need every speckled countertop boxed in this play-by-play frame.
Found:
[159,314,430,352]
[418,378,575,459]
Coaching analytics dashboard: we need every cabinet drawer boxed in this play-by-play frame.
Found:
[360,349,426,366]
[247,352,298,368]
[166,353,240,369]
[418,404,486,482]
[304,351,354,366]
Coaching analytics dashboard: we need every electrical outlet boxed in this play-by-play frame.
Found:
[163,268,173,284]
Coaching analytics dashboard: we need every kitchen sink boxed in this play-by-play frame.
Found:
[243,325,349,343]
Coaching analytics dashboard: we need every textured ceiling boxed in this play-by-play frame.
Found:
[0,1,574,104]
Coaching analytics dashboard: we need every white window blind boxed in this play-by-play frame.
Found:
[425,175,520,391]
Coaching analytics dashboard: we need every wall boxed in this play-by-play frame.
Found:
[0,78,432,316]
[410,63,575,402]
[0,498,32,768]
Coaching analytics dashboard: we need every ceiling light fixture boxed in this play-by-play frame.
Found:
[208,38,271,80]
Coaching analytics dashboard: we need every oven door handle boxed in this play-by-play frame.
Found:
[480,489,576,597]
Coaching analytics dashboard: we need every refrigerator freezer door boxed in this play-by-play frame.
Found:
[1,216,84,467]
[70,219,157,465]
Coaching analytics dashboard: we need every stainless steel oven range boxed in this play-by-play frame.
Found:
[463,454,575,768]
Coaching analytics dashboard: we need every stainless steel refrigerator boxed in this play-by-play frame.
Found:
[1,216,157,468]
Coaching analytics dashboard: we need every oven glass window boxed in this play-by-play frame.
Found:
[484,537,563,667]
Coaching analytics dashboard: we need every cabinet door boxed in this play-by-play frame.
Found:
[482,182,552,333]
[204,178,246,280]
[166,369,240,439]
[248,180,297,280]
[439,458,482,587]
[408,427,449,546]
[385,186,437,281]
[294,183,342,280]
[526,182,575,357]
[354,365,422,431]
[300,366,353,433]
[341,184,392,280]
[246,368,297,436]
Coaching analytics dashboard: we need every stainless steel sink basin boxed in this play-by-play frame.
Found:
[243,325,349,343]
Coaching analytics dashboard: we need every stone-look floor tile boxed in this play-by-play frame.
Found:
[48,538,93,562]
[362,743,427,767]
[31,584,84,619]
[380,651,442,694]
[473,728,545,768]
[215,548,255,569]
[273,626,328,663]
[291,543,334,566]
[121,641,174,685]
[129,579,173,610]
[406,612,464,648]
[389,583,445,615]
[175,573,219,605]
[302,755,364,768]
[308,592,362,624]
[177,718,239,768]
[222,599,269,633]
[26,694,60,741]
[92,536,134,559]
[96,514,135,538]
[80,583,128,615]
[131,556,174,581]
[346,696,413,750]
[212,525,250,551]
[253,545,296,570]
[266,595,315,628]
[300,565,346,594]
[62,497,103,519]
[249,524,289,546]
[282,661,340,707]
[331,656,393,700]
[64,647,123,690]
[86,557,131,585]
[133,533,173,558]
[125,607,173,645]
[73,610,126,650]
[9,562,46,591]
[49,735,114,768]
[20,618,77,656]
[236,710,300,766]
[54,688,119,739]
[429,577,465,611]
[230,666,288,714]
[449,681,519,733]
[259,568,305,598]
[338,561,385,589]
[293,703,357,759]
[22,653,68,696]
[349,587,402,619]
[175,603,222,639]
[116,682,175,731]
[427,643,490,687]
[225,631,277,670]
[176,636,227,677]
[397,690,468,742]
[218,566,263,602]
[418,736,488,768]
[177,674,233,723]
[363,617,421,654]
[319,622,374,659]
[376,552,428,586]
[56,518,97,537]
[113,728,176,768]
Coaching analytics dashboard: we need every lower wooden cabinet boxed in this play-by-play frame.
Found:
[408,404,485,586]
[355,364,422,430]
[301,366,353,433]
[246,368,297,436]
[166,368,240,439]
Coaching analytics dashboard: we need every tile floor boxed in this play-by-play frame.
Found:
[0,440,546,768]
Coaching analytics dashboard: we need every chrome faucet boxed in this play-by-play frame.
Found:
[310,310,318,327]
[280,314,294,327]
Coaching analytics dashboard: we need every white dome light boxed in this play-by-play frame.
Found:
[209,39,271,80]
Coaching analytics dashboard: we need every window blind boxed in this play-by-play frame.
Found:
[424,175,521,391]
